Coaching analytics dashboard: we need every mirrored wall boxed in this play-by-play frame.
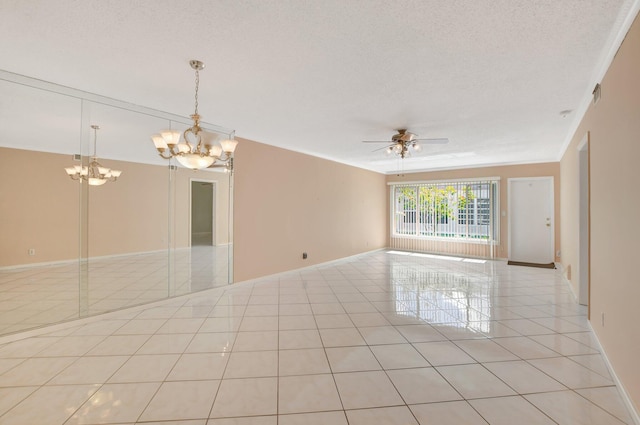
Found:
[0,71,234,336]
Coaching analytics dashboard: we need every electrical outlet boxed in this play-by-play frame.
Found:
[302,252,308,260]
[28,248,35,256]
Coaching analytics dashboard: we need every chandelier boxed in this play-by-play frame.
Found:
[151,60,238,170]
[64,125,122,186]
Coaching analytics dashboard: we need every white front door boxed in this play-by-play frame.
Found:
[508,177,554,264]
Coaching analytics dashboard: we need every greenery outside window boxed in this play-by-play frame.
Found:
[392,180,499,242]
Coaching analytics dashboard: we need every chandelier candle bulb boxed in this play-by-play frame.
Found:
[220,139,239,154]
[209,145,222,158]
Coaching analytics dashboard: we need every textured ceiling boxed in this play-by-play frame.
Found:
[0,0,638,173]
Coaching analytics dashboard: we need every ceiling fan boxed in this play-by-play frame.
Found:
[363,129,449,158]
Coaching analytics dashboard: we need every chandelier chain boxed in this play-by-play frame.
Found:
[92,125,98,157]
[194,67,199,116]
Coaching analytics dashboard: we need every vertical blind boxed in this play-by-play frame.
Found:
[390,179,500,258]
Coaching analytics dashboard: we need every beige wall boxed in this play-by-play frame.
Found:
[0,148,79,266]
[387,162,561,261]
[0,147,230,267]
[560,13,640,411]
[233,138,388,282]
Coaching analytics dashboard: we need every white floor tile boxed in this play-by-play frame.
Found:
[208,417,276,425]
[137,333,193,354]
[493,336,561,359]
[370,343,431,369]
[319,328,366,347]
[410,401,489,424]
[470,396,556,424]
[454,339,520,362]
[333,371,404,409]
[278,374,343,414]
[436,364,517,399]
[69,382,160,424]
[314,313,355,329]
[0,356,76,386]
[109,354,180,383]
[528,357,614,389]
[0,251,634,425]
[358,326,407,345]
[346,405,419,424]
[0,384,99,425]
[326,346,381,372]
[394,324,447,342]
[278,348,331,376]
[483,360,566,394]
[223,350,278,378]
[526,390,628,425]
[86,335,149,356]
[186,332,236,354]
[167,352,229,381]
[279,315,317,330]
[51,355,128,384]
[0,386,38,416]
[278,411,346,425]
[387,367,462,404]
[530,334,598,356]
[279,329,323,350]
[412,341,476,366]
[576,386,635,424]
[209,377,278,418]
[139,380,220,422]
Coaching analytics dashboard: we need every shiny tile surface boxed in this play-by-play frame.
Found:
[0,250,636,424]
[0,246,230,335]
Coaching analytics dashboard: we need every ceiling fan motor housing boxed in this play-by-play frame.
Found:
[392,129,416,143]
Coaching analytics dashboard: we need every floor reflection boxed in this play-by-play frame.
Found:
[0,245,229,335]
[0,250,633,424]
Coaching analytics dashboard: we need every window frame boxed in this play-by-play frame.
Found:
[389,178,500,244]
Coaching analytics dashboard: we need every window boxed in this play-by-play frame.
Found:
[392,179,499,241]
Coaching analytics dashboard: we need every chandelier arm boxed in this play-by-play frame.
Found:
[183,127,196,151]
[168,144,180,156]
[158,151,173,160]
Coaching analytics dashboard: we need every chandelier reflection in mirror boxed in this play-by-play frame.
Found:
[151,59,238,171]
[64,125,122,186]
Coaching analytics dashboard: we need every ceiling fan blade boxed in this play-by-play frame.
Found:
[414,138,449,144]
[362,140,394,143]
[371,144,394,152]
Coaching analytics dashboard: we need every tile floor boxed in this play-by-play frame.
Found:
[0,246,230,335]
[0,250,636,424]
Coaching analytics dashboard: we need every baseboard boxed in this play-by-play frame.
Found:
[557,263,579,304]
[233,247,388,286]
[587,322,640,424]
[0,248,191,271]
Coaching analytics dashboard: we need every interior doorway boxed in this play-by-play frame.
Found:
[508,177,555,266]
[191,180,216,246]
[578,134,590,307]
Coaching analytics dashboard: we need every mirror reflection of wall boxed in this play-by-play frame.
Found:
[0,72,234,336]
